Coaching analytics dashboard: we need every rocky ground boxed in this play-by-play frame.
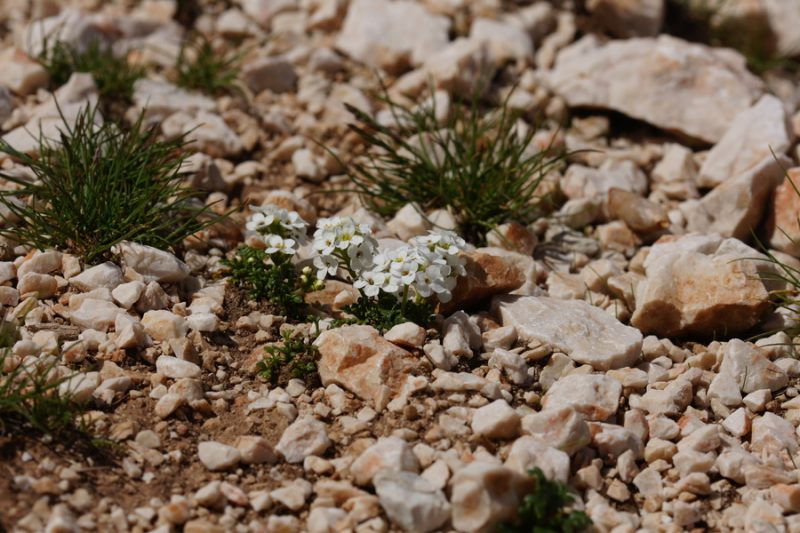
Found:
[2,0,800,532]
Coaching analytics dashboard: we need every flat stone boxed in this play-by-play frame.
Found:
[631,234,770,337]
[156,356,201,379]
[542,374,622,421]
[198,441,241,471]
[471,400,520,440]
[350,436,419,486]
[118,242,190,283]
[70,262,124,291]
[142,311,188,341]
[493,295,642,370]
[547,35,763,143]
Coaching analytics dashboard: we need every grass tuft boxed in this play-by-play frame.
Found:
[175,34,243,96]
[0,308,85,437]
[0,104,223,264]
[37,38,145,113]
[339,85,566,245]
[497,468,592,533]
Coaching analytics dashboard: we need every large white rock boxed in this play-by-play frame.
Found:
[504,437,571,484]
[547,35,763,143]
[198,441,241,471]
[350,436,419,486]
[520,406,591,455]
[686,155,789,240]
[493,295,642,370]
[698,95,792,188]
[374,471,450,533]
[709,340,788,406]
[630,234,770,337]
[315,325,415,410]
[335,0,450,72]
[275,416,331,463]
[542,374,622,421]
[118,242,190,283]
[449,462,528,533]
[70,262,124,291]
[469,17,534,63]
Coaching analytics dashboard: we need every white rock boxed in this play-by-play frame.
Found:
[547,35,763,143]
[163,111,243,158]
[493,295,642,370]
[386,203,431,241]
[505,436,571,484]
[131,79,215,121]
[70,299,123,331]
[17,273,58,298]
[470,17,534,63]
[0,48,48,96]
[471,399,520,439]
[276,416,331,463]
[631,234,770,337]
[449,462,527,533]
[543,374,622,421]
[752,412,798,455]
[698,95,792,188]
[384,322,426,349]
[70,262,123,291]
[350,436,419,486]
[418,38,495,98]
[374,471,450,533]
[156,356,201,379]
[112,281,146,309]
[198,441,241,471]
[271,479,312,511]
[118,242,190,283]
[708,340,787,406]
[142,311,188,341]
[520,406,591,455]
[236,436,276,464]
[335,0,450,71]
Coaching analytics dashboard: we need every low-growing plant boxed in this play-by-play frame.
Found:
[312,215,467,331]
[224,205,321,319]
[258,328,320,385]
[339,86,566,245]
[497,468,592,533]
[37,37,145,112]
[0,307,86,437]
[176,34,243,96]
[0,104,224,264]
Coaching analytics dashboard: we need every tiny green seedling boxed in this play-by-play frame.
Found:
[223,245,319,320]
[175,34,243,96]
[497,468,592,533]
[37,37,145,115]
[258,328,320,385]
[0,104,224,264]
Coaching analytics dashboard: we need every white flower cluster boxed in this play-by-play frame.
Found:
[246,204,308,256]
[312,216,467,303]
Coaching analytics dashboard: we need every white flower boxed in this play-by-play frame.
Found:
[347,241,376,272]
[353,270,385,297]
[247,204,308,249]
[313,255,339,280]
[265,235,296,255]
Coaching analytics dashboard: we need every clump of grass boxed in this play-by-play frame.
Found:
[223,246,318,320]
[258,328,320,386]
[0,104,223,264]
[175,34,242,96]
[37,38,145,111]
[497,468,592,533]
[0,309,85,437]
[340,86,565,245]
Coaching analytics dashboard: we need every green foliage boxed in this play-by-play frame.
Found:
[37,38,145,110]
[223,245,318,320]
[0,309,86,436]
[341,86,566,245]
[258,329,319,385]
[0,104,222,264]
[497,468,592,533]
[336,292,435,333]
[176,34,242,96]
